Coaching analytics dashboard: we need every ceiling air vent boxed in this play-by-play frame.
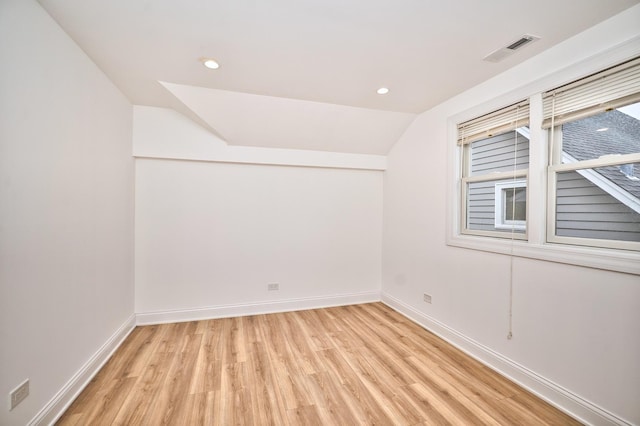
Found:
[483,34,540,63]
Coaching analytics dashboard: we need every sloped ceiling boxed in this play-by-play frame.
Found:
[37,0,639,154]
[161,82,416,154]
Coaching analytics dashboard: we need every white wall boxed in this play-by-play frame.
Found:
[382,6,640,426]
[0,0,134,424]
[2,1,637,424]
[134,110,383,321]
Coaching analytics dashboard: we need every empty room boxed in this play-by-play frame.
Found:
[1,0,639,425]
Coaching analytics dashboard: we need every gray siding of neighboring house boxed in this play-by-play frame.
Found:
[468,180,499,231]
[470,132,529,176]
[467,132,529,232]
[556,171,640,242]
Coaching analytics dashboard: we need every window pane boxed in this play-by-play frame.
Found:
[561,102,640,162]
[469,128,529,176]
[467,179,526,234]
[555,165,640,242]
[505,187,526,221]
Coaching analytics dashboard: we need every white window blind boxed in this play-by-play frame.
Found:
[542,57,640,129]
[457,100,529,145]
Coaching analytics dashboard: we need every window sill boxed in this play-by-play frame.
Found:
[446,233,640,275]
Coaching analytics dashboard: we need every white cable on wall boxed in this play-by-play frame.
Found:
[507,106,521,341]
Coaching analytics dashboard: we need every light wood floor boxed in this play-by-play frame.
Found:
[57,303,580,425]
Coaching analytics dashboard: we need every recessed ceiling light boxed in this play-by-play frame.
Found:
[596,127,609,132]
[201,58,220,69]
[377,87,389,95]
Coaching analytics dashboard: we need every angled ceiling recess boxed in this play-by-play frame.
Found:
[161,82,416,155]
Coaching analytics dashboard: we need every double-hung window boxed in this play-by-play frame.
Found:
[544,58,640,250]
[458,101,530,238]
[454,56,640,259]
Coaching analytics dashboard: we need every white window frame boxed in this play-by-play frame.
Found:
[543,56,640,251]
[495,180,527,231]
[458,101,530,240]
[446,45,640,276]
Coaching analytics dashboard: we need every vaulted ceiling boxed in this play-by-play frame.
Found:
[38,0,639,154]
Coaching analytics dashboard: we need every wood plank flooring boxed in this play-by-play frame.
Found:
[57,303,580,425]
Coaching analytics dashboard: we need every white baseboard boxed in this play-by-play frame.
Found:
[381,293,632,426]
[29,314,136,426]
[136,291,381,325]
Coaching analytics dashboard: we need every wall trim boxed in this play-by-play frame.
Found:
[133,152,387,172]
[381,293,632,426]
[136,291,381,325]
[29,314,136,426]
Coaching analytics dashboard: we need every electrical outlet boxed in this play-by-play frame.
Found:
[267,283,279,291]
[423,293,432,304]
[9,379,29,410]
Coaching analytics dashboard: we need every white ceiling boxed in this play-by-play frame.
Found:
[38,0,639,154]
[160,82,416,154]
